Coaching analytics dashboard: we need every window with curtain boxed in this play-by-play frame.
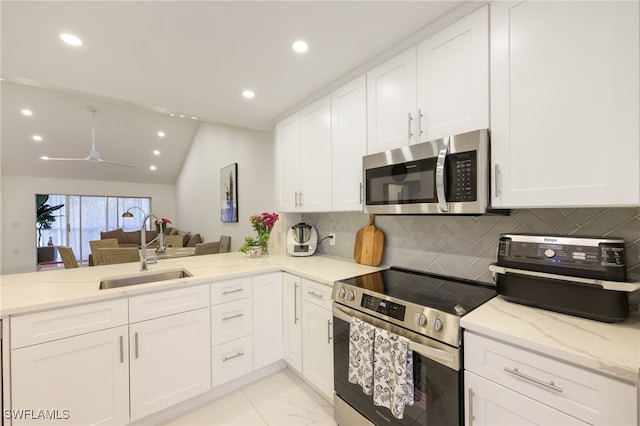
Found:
[36,194,151,264]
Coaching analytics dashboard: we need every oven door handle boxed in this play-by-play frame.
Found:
[333,304,456,366]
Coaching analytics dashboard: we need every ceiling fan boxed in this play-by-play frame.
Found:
[40,106,138,168]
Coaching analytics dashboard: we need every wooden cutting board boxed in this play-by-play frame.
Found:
[354,215,384,266]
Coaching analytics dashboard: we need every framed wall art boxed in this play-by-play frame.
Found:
[220,163,238,222]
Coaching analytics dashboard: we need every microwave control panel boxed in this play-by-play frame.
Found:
[447,151,477,202]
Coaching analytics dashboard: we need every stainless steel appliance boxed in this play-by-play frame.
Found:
[363,129,501,215]
[286,222,317,256]
[490,234,640,322]
[332,268,496,425]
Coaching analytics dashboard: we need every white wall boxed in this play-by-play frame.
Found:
[0,175,176,274]
[175,122,273,252]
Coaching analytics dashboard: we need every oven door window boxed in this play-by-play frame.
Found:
[366,157,437,205]
[333,315,460,426]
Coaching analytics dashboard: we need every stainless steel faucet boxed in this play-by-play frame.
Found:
[140,213,166,271]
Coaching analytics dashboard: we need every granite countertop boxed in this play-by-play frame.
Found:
[0,252,384,316]
[461,296,640,384]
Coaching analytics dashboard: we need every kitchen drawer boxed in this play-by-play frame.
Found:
[211,277,253,305]
[11,299,128,348]
[302,279,332,310]
[464,331,637,425]
[211,335,253,387]
[211,298,252,346]
[129,285,209,323]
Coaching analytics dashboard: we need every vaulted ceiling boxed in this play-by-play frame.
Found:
[1,1,462,184]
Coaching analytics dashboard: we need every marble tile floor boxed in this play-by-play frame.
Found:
[161,368,337,426]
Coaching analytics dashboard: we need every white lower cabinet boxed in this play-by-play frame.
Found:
[129,307,211,422]
[211,277,254,387]
[301,278,334,401]
[253,272,283,370]
[212,336,253,388]
[465,371,588,426]
[11,325,130,425]
[464,331,637,426]
[282,272,302,373]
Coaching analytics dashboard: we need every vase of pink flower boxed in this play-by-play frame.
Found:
[155,217,171,234]
[240,212,279,255]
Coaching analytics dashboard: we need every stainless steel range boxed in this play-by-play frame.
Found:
[332,268,496,426]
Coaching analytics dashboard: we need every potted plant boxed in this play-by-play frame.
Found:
[36,194,64,263]
[239,212,279,255]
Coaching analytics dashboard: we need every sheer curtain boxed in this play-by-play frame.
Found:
[36,194,151,264]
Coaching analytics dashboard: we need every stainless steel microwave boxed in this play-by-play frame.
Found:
[363,129,492,215]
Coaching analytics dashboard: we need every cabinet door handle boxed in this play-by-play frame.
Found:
[418,109,424,137]
[222,287,243,295]
[408,112,414,139]
[294,283,299,325]
[468,388,475,426]
[223,351,245,362]
[494,164,501,198]
[503,367,563,393]
[294,191,299,207]
[119,335,124,364]
[299,191,304,207]
[327,320,333,344]
[222,312,244,321]
[307,290,324,299]
[134,332,139,359]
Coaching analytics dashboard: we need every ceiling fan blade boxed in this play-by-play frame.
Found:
[41,156,91,162]
[96,158,139,168]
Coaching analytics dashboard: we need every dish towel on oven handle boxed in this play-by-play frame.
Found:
[348,317,375,395]
[373,328,414,419]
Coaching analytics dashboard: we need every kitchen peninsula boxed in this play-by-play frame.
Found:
[1,253,638,425]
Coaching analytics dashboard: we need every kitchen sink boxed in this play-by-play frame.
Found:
[99,268,193,290]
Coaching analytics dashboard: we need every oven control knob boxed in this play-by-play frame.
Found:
[544,248,556,258]
[345,290,356,301]
[337,288,346,299]
[416,313,428,327]
[433,318,443,332]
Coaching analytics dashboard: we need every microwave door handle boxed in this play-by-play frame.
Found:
[435,138,450,212]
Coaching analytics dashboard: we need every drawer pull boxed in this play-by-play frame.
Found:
[222,288,243,295]
[222,312,244,321]
[307,290,324,299]
[134,332,139,359]
[468,388,475,426]
[119,335,124,364]
[503,367,563,393]
[223,351,245,362]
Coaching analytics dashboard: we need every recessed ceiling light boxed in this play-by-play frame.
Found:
[149,165,157,171]
[242,90,255,99]
[157,131,165,137]
[153,150,160,156]
[178,114,185,118]
[22,109,33,116]
[170,113,176,117]
[190,116,198,120]
[292,40,309,53]
[60,33,83,47]
[32,135,43,142]
[40,156,49,160]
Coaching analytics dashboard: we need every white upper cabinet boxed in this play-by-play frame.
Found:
[490,1,640,208]
[275,113,301,211]
[331,75,367,211]
[366,6,489,155]
[367,48,418,153]
[417,5,489,142]
[299,95,333,212]
[275,96,332,212]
